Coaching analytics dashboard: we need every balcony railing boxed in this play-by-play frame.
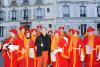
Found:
[11,17,16,21]
[63,14,70,17]
[80,14,87,17]
[36,16,43,20]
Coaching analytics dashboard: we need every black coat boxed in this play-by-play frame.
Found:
[35,34,51,57]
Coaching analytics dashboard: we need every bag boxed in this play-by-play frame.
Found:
[50,52,56,62]
[29,48,35,58]
[86,45,92,54]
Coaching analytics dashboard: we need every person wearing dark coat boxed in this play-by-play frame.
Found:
[35,27,51,67]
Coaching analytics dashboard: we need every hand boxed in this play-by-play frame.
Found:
[3,44,8,49]
[53,49,58,54]
[80,50,84,62]
[97,53,100,61]
[22,49,25,54]
[57,48,63,53]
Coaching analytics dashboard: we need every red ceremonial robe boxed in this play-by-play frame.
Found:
[24,38,35,67]
[2,36,24,67]
[57,37,69,67]
[96,35,100,66]
[83,35,99,67]
[28,40,35,67]
[69,37,84,67]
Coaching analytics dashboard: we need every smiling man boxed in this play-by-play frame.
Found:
[35,27,51,67]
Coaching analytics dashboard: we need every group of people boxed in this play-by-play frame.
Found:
[0,25,100,67]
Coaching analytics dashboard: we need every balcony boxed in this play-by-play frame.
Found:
[63,14,70,17]
[80,14,87,17]
[11,17,16,21]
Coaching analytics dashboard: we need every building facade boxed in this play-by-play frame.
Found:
[0,0,100,40]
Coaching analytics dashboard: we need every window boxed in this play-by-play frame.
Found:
[63,4,70,17]
[11,10,17,20]
[36,8,44,19]
[23,0,28,4]
[80,24,87,36]
[0,26,3,37]
[0,10,4,21]
[0,0,1,5]
[97,6,100,17]
[47,8,50,13]
[23,9,29,20]
[36,0,43,4]
[0,0,3,6]
[80,5,86,17]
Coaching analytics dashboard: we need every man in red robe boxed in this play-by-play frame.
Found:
[23,30,36,67]
[31,28,37,67]
[18,25,26,40]
[69,29,85,67]
[83,27,100,67]
[57,31,70,67]
[51,30,60,67]
[2,29,24,67]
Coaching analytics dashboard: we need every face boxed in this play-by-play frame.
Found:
[59,29,64,32]
[32,31,37,36]
[10,32,16,37]
[73,32,78,37]
[88,32,94,36]
[26,32,31,38]
[55,33,59,37]
[41,28,47,35]
[69,31,73,36]
[21,28,25,33]
[48,31,53,35]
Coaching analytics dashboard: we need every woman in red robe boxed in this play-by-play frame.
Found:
[2,29,24,67]
[69,29,85,67]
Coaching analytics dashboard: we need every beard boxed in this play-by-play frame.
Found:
[26,36,31,39]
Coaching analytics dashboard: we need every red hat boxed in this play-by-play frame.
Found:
[19,26,25,30]
[31,28,37,32]
[72,29,79,35]
[87,27,95,32]
[9,29,17,35]
[37,25,43,29]
[54,30,60,35]
[59,26,64,30]
[69,29,74,32]
[25,30,31,35]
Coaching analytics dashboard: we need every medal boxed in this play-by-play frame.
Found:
[41,44,43,47]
